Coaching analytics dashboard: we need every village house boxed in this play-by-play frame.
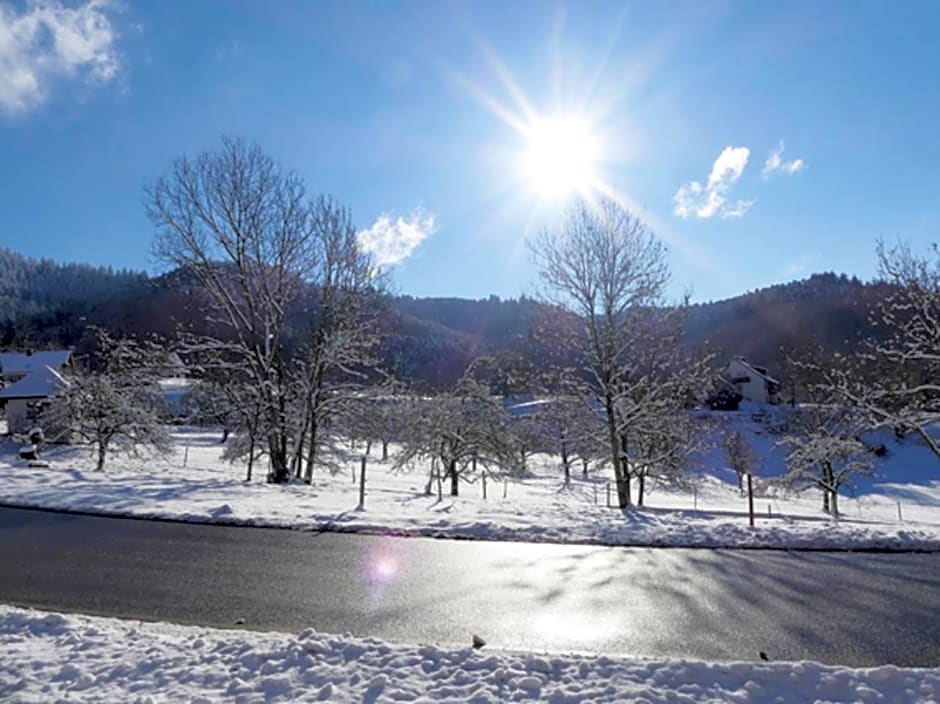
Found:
[720,356,781,405]
[0,350,72,436]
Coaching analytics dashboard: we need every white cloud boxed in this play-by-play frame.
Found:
[0,0,120,115]
[673,146,753,219]
[780,252,822,278]
[357,208,436,268]
[763,141,806,176]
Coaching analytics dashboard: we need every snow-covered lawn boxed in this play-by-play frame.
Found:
[2,419,940,550]
[1,605,936,703]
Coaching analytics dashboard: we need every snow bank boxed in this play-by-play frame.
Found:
[1,605,937,703]
[1,425,939,551]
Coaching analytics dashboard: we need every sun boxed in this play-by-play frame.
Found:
[521,115,601,199]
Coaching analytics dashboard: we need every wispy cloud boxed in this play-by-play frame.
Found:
[0,0,120,115]
[673,146,753,219]
[357,208,437,268]
[763,141,805,176]
[780,252,822,278]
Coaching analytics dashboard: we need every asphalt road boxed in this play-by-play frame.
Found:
[1,506,938,667]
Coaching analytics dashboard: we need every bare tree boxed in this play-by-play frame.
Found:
[534,394,601,483]
[44,328,171,471]
[610,307,712,506]
[292,199,384,481]
[395,376,519,496]
[336,383,403,462]
[724,429,758,492]
[801,241,940,459]
[531,201,711,508]
[147,138,381,483]
[779,405,873,517]
[183,361,266,481]
[630,405,700,506]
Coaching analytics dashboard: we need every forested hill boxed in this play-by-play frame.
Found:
[0,246,886,388]
[0,247,151,346]
[684,272,888,374]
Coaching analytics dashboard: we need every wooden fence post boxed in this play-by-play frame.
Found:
[482,471,487,500]
[747,473,754,527]
[357,455,367,510]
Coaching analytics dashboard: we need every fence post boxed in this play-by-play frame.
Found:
[357,455,367,510]
[897,501,903,522]
[693,486,698,511]
[503,479,508,499]
[767,504,772,517]
[747,473,754,527]
[606,482,611,508]
[593,485,598,505]
[482,471,487,500]
[183,446,189,468]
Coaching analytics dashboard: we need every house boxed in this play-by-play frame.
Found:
[1,350,72,385]
[720,356,781,405]
[0,350,72,435]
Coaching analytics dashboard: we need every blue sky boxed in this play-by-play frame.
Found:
[1,0,939,303]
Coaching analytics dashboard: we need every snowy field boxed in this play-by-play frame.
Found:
[1,605,937,703]
[2,408,940,550]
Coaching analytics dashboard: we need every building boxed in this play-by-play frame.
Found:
[0,351,72,435]
[1,350,72,385]
[720,356,781,405]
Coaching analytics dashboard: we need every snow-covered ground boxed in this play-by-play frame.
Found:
[1,409,939,550]
[1,605,937,703]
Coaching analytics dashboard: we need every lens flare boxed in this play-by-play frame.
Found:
[360,542,406,607]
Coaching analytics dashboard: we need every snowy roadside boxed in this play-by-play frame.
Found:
[2,430,940,551]
[1,605,937,703]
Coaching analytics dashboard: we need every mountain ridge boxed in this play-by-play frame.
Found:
[0,246,885,388]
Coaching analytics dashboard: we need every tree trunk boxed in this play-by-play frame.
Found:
[246,436,255,482]
[605,395,628,508]
[821,461,833,513]
[561,440,570,484]
[382,439,388,461]
[95,439,109,471]
[582,457,588,477]
[293,424,306,479]
[221,427,230,444]
[365,439,372,456]
[304,417,319,483]
[618,433,631,508]
[425,460,435,495]
[637,472,646,507]
[737,471,744,491]
[268,436,290,483]
[449,458,459,496]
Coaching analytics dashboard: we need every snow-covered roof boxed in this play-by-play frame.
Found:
[0,365,70,400]
[0,350,71,377]
[727,357,780,386]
